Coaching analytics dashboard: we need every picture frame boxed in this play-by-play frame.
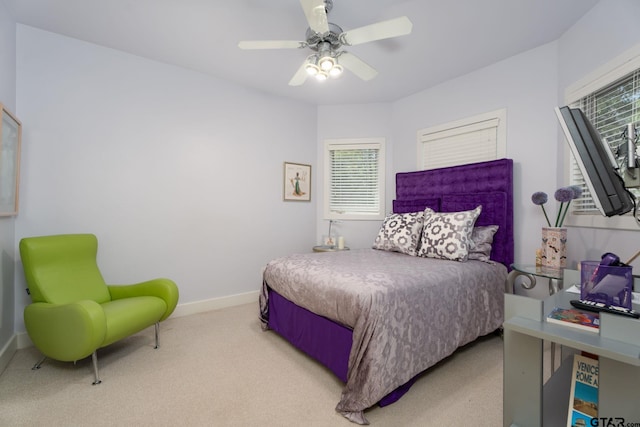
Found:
[283,162,311,202]
[0,104,21,216]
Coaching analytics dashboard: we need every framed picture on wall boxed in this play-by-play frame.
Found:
[283,162,311,202]
[0,104,22,216]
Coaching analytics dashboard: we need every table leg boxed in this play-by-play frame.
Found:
[548,278,563,295]
[505,270,537,294]
[549,278,563,373]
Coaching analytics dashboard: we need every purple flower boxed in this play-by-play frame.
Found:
[531,191,551,227]
[554,187,574,203]
[531,192,548,205]
[554,185,583,227]
[569,185,583,199]
[532,186,582,228]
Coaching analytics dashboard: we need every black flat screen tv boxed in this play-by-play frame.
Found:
[555,106,634,217]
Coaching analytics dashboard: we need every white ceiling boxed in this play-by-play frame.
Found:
[5,0,600,106]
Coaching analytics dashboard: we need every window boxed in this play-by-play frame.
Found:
[324,138,385,220]
[417,109,507,170]
[563,44,640,229]
[568,71,640,213]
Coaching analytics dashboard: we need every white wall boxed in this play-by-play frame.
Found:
[14,26,318,332]
[319,42,560,276]
[0,0,17,370]
[393,42,560,272]
[0,1,15,109]
[316,103,392,249]
[558,0,640,267]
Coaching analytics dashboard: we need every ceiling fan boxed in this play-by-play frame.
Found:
[238,0,413,86]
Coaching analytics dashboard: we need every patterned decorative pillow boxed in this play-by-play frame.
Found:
[469,225,499,262]
[417,206,482,261]
[372,211,425,256]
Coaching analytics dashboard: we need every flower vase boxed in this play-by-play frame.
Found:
[541,227,567,268]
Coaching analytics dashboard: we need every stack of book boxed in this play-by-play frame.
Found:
[546,307,600,333]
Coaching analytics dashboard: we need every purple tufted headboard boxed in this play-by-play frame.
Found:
[392,158,514,268]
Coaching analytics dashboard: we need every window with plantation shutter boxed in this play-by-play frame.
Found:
[324,138,385,220]
[563,44,640,230]
[568,70,640,214]
[417,109,507,170]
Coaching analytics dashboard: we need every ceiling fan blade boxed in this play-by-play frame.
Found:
[339,52,378,81]
[300,0,329,35]
[340,16,413,46]
[238,40,306,50]
[289,61,309,86]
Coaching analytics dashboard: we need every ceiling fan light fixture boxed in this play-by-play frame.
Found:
[305,56,320,76]
[240,1,412,86]
[315,70,329,81]
[305,64,319,76]
[329,64,343,77]
[319,55,335,71]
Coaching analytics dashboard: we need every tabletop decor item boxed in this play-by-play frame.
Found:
[580,260,633,309]
[532,186,582,268]
[323,219,336,246]
[541,226,567,267]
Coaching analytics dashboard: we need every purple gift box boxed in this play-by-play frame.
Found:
[580,260,633,309]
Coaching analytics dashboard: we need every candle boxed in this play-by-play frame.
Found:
[338,236,345,249]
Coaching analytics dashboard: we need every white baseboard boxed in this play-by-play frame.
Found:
[0,334,18,375]
[6,290,260,355]
[171,290,259,318]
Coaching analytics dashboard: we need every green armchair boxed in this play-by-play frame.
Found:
[20,233,179,384]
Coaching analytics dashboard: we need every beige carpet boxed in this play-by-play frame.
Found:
[0,303,504,426]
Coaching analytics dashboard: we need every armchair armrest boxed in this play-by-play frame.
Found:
[108,278,179,321]
[24,301,106,362]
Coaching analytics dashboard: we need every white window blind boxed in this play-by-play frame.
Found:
[324,139,385,220]
[417,109,506,170]
[568,69,640,214]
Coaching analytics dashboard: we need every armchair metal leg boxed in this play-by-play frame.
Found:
[91,351,102,385]
[32,355,47,370]
[154,322,159,349]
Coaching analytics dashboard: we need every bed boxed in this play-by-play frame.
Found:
[259,158,513,424]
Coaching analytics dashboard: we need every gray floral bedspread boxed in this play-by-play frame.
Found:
[260,249,506,424]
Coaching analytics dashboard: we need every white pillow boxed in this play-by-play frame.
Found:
[372,211,425,256]
[417,206,482,261]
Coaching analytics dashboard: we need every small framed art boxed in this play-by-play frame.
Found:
[283,162,311,202]
[0,104,22,216]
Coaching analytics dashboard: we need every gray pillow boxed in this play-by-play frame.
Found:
[372,211,425,256]
[468,225,499,262]
[417,206,482,261]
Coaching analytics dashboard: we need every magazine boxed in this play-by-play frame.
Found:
[546,307,600,333]
[567,354,599,427]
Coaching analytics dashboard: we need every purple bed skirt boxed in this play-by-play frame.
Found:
[268,288,418,407]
